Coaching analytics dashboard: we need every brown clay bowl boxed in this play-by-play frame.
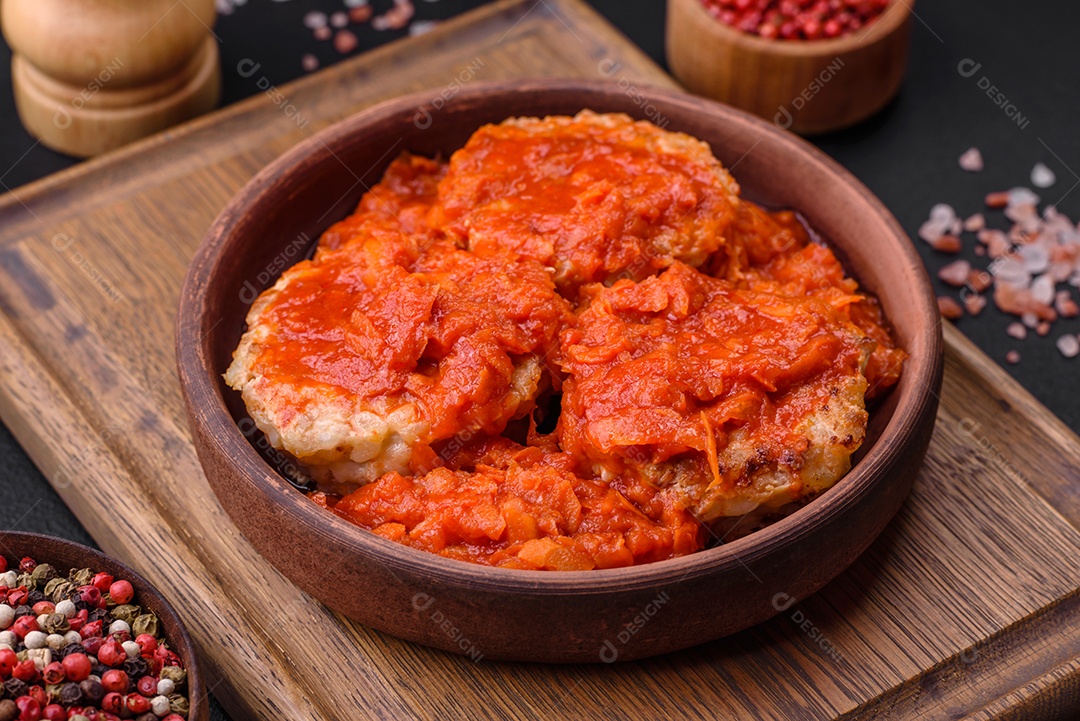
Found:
[666,0,913,134]
[176,79,942,663]
[0,532,208,720]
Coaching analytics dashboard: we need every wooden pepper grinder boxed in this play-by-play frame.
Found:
[2,0,221,158]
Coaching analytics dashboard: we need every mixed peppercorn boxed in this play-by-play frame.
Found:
[700,0,892,40]
[0,555,188,721]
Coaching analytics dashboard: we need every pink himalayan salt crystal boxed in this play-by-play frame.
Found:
[409,20,440,36]
[964,293,986,316]
[996,284,1056,321]
[975,246,986,257]
[1037,321,1051,336]
[331,11,349,28]
[303,10,328,28]
[928,234,962,253]
[1031,274,1056,305]
[1057,334,1080,358]
[1055,290,1080,318]
[959,148,984,172]
[373,0,415,31]
[937,296,963,320]
[301,54,319,72]
[1006,322,1027,339]
[1006,350,1021,364]
[964,213,986,232]
[1031,163,1057,189]
[314,25,332,40]
[334,29,359,53]
[938,259,971,286]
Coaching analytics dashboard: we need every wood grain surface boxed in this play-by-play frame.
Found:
[0,0,1077,718]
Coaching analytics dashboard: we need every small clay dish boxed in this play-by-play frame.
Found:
[177,79,942,663]
[0,532,208,721]
[666,0,914,134]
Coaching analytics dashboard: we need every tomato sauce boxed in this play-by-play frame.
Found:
[273,114,906,570]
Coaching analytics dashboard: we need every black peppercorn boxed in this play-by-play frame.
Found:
[90,659,108,678]
[134,714,156,721]
[58,642,83,660]
[123,656,150,679]
[26,590,46,605]
[13,605,32,618]
[59,682,83,706]
[3,678,27,700]
[79,678,105,704]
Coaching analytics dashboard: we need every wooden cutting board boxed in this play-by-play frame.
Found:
[0,1,1078,718]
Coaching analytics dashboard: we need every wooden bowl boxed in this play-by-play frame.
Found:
[176,79,942,663]
[666,0,913,134]
[0,532,208,721]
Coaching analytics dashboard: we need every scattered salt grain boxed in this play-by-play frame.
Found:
[967,269,993,292]
[334,29,359,53]
[929,234,962,253]
[964,213,985,232]
[410,20,440,36]
[1036,321,1051,336]
[301,54,319,72]
[991,257,1030,286]
[937,296,963,320]
[1006,350,1021,364]
[1055,290,1079,318]
[1017,243,1049,274]
[959,148,984,172]
[344,0,369,7]
[350,5,373,22]
[1057,334,1080,358]
[1006,322,1027,340]
[1021,312,1039,329]
[331,11,349,28]
[314,25,332,40]
[938,259,971,287]
[1030,273,1056,306]
[964,293,986,316]
[1007,187,1040,208]
[1031,163,1057,189]
[304,11,328,29]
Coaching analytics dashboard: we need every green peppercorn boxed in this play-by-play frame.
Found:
[41,613,69,634]
[30,564,56,587]
[160,665,187,687]
[168,693,190,716]
[0,699,16,721]
[16,573,34,590]
[44,578,75,604]
[110,604,140,627]
[69,568,93,587]
[45,682,63,703]
[131,613,158,638]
